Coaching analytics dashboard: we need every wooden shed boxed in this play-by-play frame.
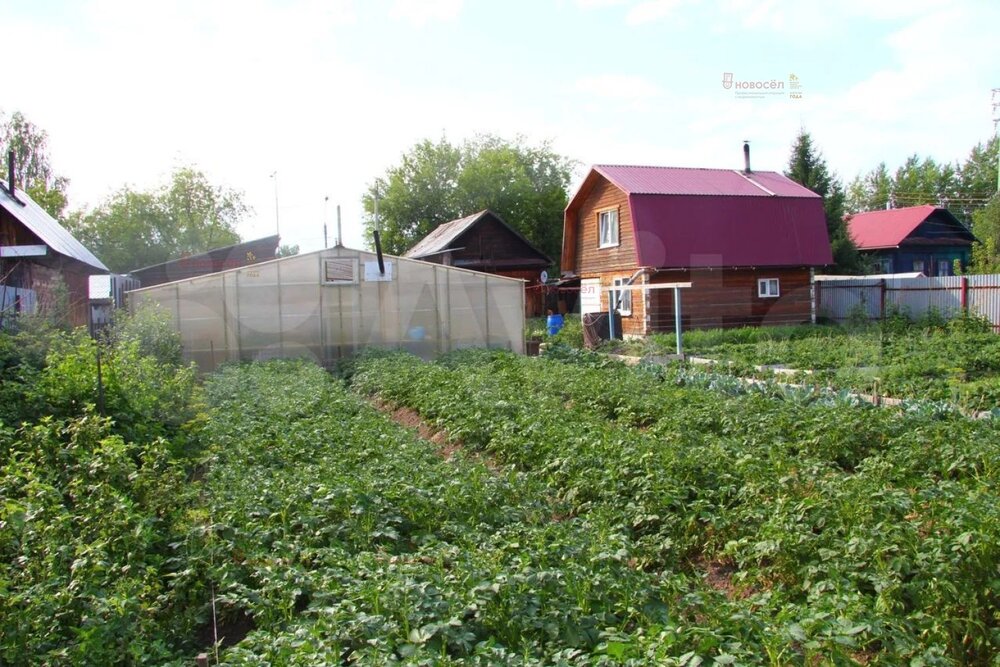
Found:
[1,173,108,328]
[404,210,552,317]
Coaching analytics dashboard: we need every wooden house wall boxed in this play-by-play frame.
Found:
[570,178,636,275]
[649,267,813,331]
[1,211,95,327]
[448,218,547,268]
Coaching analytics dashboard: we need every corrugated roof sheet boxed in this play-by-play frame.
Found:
[404,211,486,259]
[594,165,820,198]
[846,205,941,249]
[0,179,108,271]
[629,193,831,267]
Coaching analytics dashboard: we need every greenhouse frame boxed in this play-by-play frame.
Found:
[128,247,526,372]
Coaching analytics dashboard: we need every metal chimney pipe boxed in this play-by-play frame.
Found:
[7,150,14,193]
[743,141,751,174]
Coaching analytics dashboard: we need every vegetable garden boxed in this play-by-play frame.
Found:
[3,311,1000,664]
[648,314,1000,413]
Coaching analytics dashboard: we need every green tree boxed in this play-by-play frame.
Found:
[276,243,300,257]
[957,136,999,222]
[846,162,892,213]
[967,196,1000,273]
[846,137,996,226]
[66,166,246,273]
[362,134,573,264]
[786,130,865,274]
[0,110,70,219]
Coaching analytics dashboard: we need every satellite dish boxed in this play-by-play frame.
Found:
[540,270,549,283]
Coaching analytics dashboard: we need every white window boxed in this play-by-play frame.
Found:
[598,209,619,248]
[757,278,780,298]
[912,259,925,275]
[937,260,951,277]
[611,277,632,316]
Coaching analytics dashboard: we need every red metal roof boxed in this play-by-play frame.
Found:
[565,165,831,269]
[846,205,939,249]
[594,165,820,198]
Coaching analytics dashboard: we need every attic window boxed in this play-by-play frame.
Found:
[757,278,780,298]
[598,208,619,248]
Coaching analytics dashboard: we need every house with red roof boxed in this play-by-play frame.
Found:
[561,160,832,335]
[845,205,975,276]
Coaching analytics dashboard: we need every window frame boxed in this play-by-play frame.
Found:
[757,278,780,298]
[598,207,620,249]
[611,277,632,316]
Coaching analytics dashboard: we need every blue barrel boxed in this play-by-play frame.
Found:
[546,313,564,336]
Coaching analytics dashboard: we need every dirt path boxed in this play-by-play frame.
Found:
[368,397,502,472]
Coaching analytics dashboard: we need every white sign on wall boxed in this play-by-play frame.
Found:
[580,278,601,315]
[364,260,394,282]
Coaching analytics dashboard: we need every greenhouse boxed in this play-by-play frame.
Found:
[128,246,525,372]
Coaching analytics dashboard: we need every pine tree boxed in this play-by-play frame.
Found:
[786,130,865,274]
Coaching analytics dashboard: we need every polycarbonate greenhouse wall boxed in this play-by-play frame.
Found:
[128,247,526,372]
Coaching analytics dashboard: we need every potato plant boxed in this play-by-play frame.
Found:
[351,349,1000,664]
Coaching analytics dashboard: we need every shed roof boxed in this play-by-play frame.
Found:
[564,165,831,269]
[404,209,550,264]
[404,211,485,259]
[846,205,973,250]
[0,179,108,272]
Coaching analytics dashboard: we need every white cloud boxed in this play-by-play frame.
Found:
[388,0,463,26]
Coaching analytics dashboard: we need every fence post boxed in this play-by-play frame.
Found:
[880,279,887,322]
[960,276,969,314]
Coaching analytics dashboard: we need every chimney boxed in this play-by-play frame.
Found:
[743,141,751,174]
[7,150,14,194]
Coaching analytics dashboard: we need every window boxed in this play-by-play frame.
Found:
[611,277,632,316]
[912,259,925,275]
[598,208,619,248]
[937,260,952,277]
[757,278,780,298]
[877,257,892,274]
[323,258,358,285]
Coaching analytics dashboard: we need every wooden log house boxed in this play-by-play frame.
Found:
[561,157,833,336]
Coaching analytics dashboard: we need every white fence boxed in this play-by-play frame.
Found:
[815,275,1000,331]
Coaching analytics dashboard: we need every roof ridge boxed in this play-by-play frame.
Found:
[595,163,782,174]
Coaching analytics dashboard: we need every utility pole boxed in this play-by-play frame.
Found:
[323,195,329,249]
[993,88,1000,192]
[270,171,280,237]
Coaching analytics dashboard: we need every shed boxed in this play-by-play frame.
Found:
[129,235,280,287]
[128,246,525,372]
[404,210,552,316]
[1,172,108,327]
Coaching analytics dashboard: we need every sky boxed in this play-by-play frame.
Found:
[5,0,1000,254]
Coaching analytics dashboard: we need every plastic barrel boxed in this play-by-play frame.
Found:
[546,313,564,336]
